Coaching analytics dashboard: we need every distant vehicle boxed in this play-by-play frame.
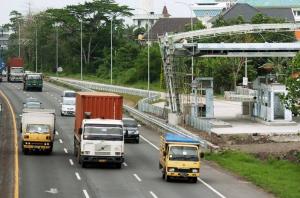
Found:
[60,97,76,116]
[123,118,141,143]
[23,97,42,109]
[159,133,204,183]
[62,90,76,98]
[21,108,56,154]
[7,57,24,82]
[23,73,43,91]
[74,92,124,168]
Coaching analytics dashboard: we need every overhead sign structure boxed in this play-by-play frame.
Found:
[159,23,300,114]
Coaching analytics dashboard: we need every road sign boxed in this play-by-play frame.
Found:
[57,67,63,72]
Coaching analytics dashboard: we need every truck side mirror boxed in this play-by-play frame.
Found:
[200,152,205,159]
[79,128,83,135]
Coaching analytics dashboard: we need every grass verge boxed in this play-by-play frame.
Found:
[205,150,300,198]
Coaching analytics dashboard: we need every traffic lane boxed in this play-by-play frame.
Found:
[42,82,221,198]
[0,82,86,198]
[39,83,154,198]
[139,125,274,198]
[0,92,14,198]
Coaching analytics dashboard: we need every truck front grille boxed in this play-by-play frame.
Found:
[95,151,111,156]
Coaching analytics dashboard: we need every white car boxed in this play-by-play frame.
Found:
[60,97,76,116]
[62,90,76,98]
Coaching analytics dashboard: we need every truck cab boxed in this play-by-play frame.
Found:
[21,109,56,154]
[159,133,203,183]
[23,73,43,91]
[75,119,124,168]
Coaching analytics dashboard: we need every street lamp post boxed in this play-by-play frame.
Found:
[110,17,113,84]
[35,26,37,72]
[80,19,83,81]
[53,22,62,76]
[18,22,21,57]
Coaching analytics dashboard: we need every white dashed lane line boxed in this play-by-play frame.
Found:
[64,148,68,154]
[150,191,158,198]
[59,139,63,144]
[133,174,142,182]
[69,159,74,166]
[55,131,59,135]
[75,172,81,181]
[123,162,128,167]
[83,189,90,198]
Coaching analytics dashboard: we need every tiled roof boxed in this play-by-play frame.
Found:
[237,0,300,8]
[147,18,198,40]
[210,3,295,23]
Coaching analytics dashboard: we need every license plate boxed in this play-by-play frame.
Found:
[99,159,107,163]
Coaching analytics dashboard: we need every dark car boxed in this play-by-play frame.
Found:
[123,118,141,143]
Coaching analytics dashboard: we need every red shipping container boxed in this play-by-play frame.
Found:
[7,57,24,68]
[75,92,123,136]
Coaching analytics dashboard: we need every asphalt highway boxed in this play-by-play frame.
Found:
[0,81,274,198]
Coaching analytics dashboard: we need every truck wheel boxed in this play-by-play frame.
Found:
[22,147,28,155]
[81,161,86,168]
[135,138,139,144]
[190,177,198,183]
[115,162,122,169]
[165,175,171,182]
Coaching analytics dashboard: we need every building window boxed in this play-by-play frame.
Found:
[138,20,141,27]
[294,10,300,16]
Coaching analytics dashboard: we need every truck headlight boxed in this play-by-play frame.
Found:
[168,168,175,172]
[133,130,139,134]
[192,169,199,173]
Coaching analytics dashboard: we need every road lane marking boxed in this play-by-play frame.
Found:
[55,131,59,135]
[133,174,142,182]
[69,159,74,166]
[59,139,63,144]
[0,91,19,198]
[140,135,159,150]
[64,148,68,153]
[150,191,158,198]
[83,189,90,198]
[141,134,227,198]
[198,178,227,198]
[123,162,128,167]
[75,172,81,181]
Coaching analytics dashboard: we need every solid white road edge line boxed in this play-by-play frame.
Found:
[64,148,68,153]
[198,178,227,198]
[149,191,158,198]
[83,189,90,198]
[141,134,227,198]
[133,174,142,182]
[140,135,159,150]
[69,159,74,166]
[75,172,81,181]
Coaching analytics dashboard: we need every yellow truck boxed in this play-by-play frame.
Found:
[21,109,56,154]
[159,133,204,183]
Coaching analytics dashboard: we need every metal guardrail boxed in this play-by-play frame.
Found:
[49,77,208,148]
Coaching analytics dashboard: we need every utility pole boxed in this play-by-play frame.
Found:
[56,25,59,76]
[80,20,83,81]
[147,16,150,97]
[18,22,21,57]
[110,17,113,84]
[35,27,37,72]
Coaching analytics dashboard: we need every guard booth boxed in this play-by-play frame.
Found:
[252,75,292,122]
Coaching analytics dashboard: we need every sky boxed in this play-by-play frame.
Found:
[0,0,197,25]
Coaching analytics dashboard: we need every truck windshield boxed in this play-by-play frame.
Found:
[169,146,199,162]
[83,124,123,141]
[11,68,23,73]
[123,120,137,127]
[27,75,41,80]
[63,99,75,105]
[27,124,49,133]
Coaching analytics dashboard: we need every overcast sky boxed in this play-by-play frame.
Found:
[1,0,197,25]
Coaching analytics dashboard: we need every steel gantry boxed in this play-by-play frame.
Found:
[159,23,300,114]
